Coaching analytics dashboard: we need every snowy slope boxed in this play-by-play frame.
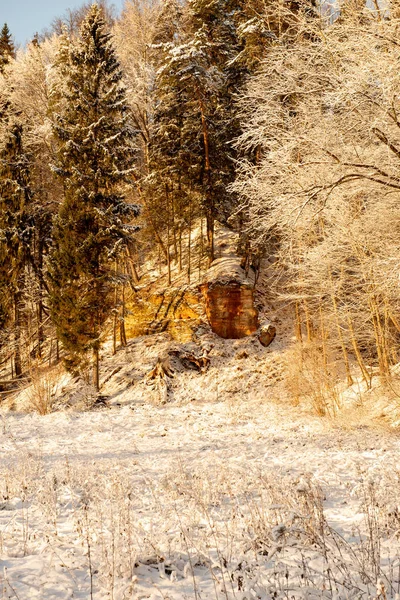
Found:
[0,331,400,599]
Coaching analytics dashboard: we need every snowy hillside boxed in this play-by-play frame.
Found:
[1,331,400,599]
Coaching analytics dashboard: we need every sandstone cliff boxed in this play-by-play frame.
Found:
[124,223,259,341]
[124,285,205,342]
[201,256,258,338]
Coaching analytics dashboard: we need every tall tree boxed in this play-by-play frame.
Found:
[114,0,160,174]
[1,35,62,359]
[0,121,34,376]
[0,24,15,73]
[48,4,139,387]
[114,0,170,260]
[146,0,188,268]
[150,0,245,264]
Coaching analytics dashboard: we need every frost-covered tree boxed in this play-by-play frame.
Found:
[234,2,400,389]
[48,4,139,387]
[114,0,160,174]
[47,0,116,39]
[1,35,62,359]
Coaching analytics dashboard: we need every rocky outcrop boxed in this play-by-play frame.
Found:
[125,286,206,342]
[201,257,259,339]
[124,222,260,342]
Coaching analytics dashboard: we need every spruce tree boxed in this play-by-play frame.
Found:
[0,121,33,376]
[0,24,15,72]
[49,5,139,387]
[147,0,189,261]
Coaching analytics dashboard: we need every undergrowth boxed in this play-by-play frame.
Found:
[0,446,399,599]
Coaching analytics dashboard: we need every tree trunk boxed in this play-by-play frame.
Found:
[166,184,172,285]
[171,189,178,262]
[131,175,168,260]
[14,291,22,378]
[113,261,118,355]
[188,197,192,284]
[199,217,204,280]
[206,210,214,267]
[179,225,183,272]
[93,346,100,392]
[195,83,214,265]
[294,302,303,341]
[125,246,140,283]
[347,314,370,387]
[37,239,44,359]
[120,269,127,347]
[113,299,117,356]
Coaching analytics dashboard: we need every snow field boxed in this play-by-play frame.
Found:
[0,389,400,599]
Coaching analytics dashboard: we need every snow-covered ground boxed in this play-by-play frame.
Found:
[1,332,400,599]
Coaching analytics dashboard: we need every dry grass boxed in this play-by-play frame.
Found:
[285,340,342,416]
[0,446,398,598]
[23,365,63,415]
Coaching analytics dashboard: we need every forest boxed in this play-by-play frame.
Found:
[2,2,400,598]
[0,0,398,401]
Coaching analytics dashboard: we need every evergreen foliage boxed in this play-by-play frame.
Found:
[0,24,15,73]
[48,4,139,380]
[146,0,187,238]
[149,0,245,263]
[0,120,33,375]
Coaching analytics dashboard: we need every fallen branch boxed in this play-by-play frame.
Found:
[169,347,211,373]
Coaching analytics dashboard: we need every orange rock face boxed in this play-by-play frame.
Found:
[201,281,259,339]
[125,288,206,342]
[124,225,260,342]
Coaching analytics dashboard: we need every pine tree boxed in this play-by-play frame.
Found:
[151,0,245,264]
[147,0,189,270]
[49,5,139,387]
[152,0,182,46]
[236,0,276,71]
[0,24,15,73]
[0,121,34,376]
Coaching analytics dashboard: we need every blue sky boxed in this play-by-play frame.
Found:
[0,0,125,47]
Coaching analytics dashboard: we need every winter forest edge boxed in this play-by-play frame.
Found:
[1,0,400,599]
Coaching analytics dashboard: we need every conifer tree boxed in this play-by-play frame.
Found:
[152,0,182,46]
[150,0,245,264]
[147,0,188,261]
[49,5,139,387]
[236,0,275,71]
[0,24,15,73]
[0,121,33,376]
